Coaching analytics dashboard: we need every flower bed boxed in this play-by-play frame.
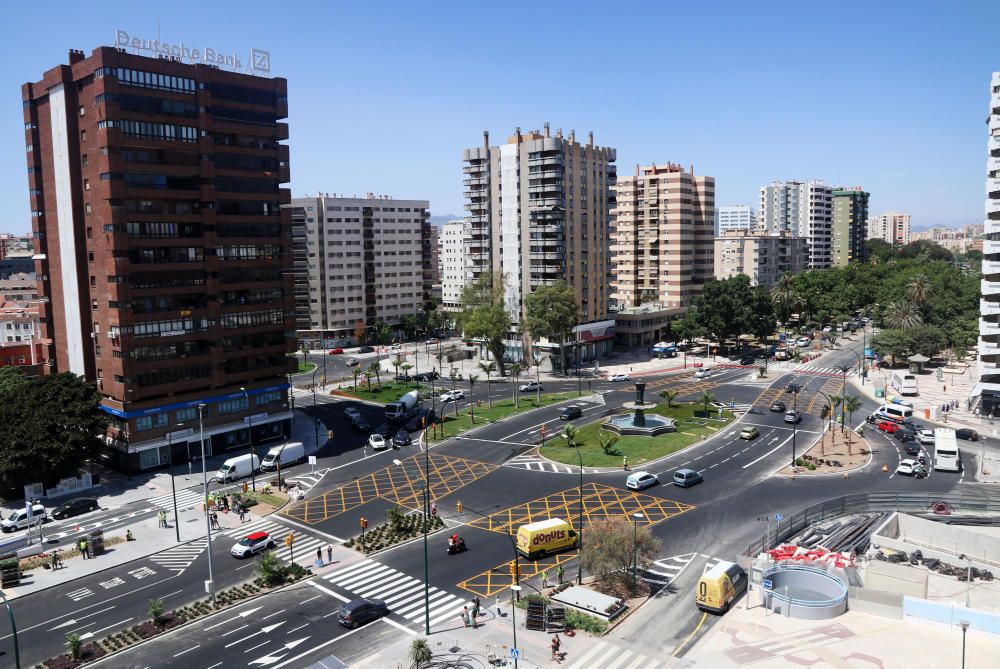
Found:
[343,506,444,553]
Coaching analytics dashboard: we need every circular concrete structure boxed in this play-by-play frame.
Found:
[759,565,848,620]
[603,380,678,436]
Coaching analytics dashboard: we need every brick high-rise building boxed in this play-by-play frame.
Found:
[23,47,294,472]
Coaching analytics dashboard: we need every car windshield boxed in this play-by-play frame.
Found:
[238,537,254,546]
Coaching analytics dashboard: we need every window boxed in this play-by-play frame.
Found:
[135,416,153,431]
[218,397,250,415]
[176,407,199,422]
[256,390,283,405]
[80,129,86,142]
[85,203,92,215]
[84,178,90,191]
[79,106,86,117]
[81,154,88,166]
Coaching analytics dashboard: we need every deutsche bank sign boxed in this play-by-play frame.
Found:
[114,29,271,75]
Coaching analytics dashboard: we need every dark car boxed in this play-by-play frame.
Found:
[51,497,98,520]
[350,415,371,432]
[903,443,921,456]
[956,428,980,441]
[894,430,916,443]
[392,429,412,447]
[770,401,786,413]
[358,346,375,354]
[740,356,755,366]
[560,406,583,420]
[785,383,802,394]
[413,371,440,382]
[338,598,388,629]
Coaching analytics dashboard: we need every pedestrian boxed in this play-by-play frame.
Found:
[239,506,246,523]
[557,564,564,584]
[623,455,629,471]
[431,501,437,517]
[126,529,135,542]
[542,569,549,588]
[211,512,220,530]
[551,634,562,662]
[473,596,481,619]
[316,547,323,565]
[496,595,502,617]
[326,544,333,564]
[461,606,470,627]
[79,538,89,559]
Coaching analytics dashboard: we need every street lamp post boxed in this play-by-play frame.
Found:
[510,584,522,669]
[632,512,644,591]
[836,364,852,430]
[565,435,585,585]
[790,385,800,467]
[241,387,256,493]
[311,369,319,407]
[960,554,973,607]
[197,404,216,606]
[0,588,20,669]
[960,620,970,669]
[167,424,184,543]
[314,417,322,455]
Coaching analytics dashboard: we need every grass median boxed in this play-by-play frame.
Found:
[427,392,576,442]
[332,381,430,404]
[539,402,734,468]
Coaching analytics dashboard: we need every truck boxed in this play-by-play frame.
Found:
[216,454,260,482]
[516,518,579,560]
[386,390,420,423]
[259,441,306,472]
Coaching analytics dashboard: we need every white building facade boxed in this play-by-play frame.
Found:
[440,220,466,311]
[759,180,832,268]
[867,211,911,246]
[980,73,1000,415]
[715,205,757,234]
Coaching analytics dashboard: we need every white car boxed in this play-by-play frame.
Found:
[231,531,275,558]
[795,337,811,348]
[822,326,832,333]
[343,407,362,421]
[896,459,919,476]
[918,430,935,445]
[607,373,630,382]
[368,434,387,450]
[519,381,543,392]
[439,389,466,403]
[694,369,712,379]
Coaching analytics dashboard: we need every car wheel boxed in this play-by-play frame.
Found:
[91,505,97,511]
[351,621,358,629]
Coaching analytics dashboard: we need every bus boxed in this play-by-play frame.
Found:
[934,428,961,472]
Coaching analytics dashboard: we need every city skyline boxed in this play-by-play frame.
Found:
[3,1,1000,233]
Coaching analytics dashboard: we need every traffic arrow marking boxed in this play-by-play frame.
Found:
[50,619,78,630]
[249,654,288,666]
[261,621,285,633]
[284,637,309,650]
[238,606,263,618]
[78,632,94,641]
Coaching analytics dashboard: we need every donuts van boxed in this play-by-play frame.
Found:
[516,518,579,560]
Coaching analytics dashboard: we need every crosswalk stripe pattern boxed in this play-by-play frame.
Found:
[505,455,600,475]
[284,467,331,493]
[325,559,470,630]
[793,365,855,378]
[642,552,698,585]
[710,401,752,415]
[224,518,330,567]
[147,488,204,512]
[148,538,208,571]
[66,587,93,601]
[562,639,667,669]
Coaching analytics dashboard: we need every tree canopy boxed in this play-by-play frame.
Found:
[457,271,511,376]
[522,280,581,373]
[684,275,774,345]
[0,370,108,490]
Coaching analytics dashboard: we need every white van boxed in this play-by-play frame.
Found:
[216,454,261,482]
[876,403,913,423]
[260,442,305,472]
[1,503,47,532]
[891,372,919,396]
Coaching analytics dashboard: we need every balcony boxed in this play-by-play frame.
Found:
[982,299,1000,316]
[531,169,561,180]
[527,153,564,166]
[990,135,1000,156]
[464,202,488,212]
[988,198,1000,216]
[463,176,488,186]
[529,197,565,208]
[529,251,565,260]
[464,190,488,200]
[463,163,487,174]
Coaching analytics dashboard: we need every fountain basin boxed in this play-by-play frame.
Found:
[604,413,677,437]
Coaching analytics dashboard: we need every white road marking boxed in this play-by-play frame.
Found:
[742,434,794,469]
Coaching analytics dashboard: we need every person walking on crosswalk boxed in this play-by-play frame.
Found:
[326,544,333,564]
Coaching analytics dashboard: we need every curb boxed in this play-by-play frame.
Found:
[85,571,317,667]
[775,433,875,479]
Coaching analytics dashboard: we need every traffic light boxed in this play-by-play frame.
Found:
[243,481,249,493]
[509,561,517,577]
[360,517,368,530]
[284,532,295,547]
[456,501,462,514]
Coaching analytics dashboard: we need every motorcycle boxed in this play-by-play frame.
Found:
[446,536,467,555]
[914,465,928,479]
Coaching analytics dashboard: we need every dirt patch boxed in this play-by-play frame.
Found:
[778,427,872,476]
[43,643,106,668]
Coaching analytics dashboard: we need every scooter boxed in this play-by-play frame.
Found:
[447,537,467,555]
[914,465,928,479]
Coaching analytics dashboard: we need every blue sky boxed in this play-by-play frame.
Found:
[5,0,1000,232]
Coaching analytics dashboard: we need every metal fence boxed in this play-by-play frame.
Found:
[743,490,1000,557]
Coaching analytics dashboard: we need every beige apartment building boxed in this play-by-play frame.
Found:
[292,193,431,347]
[609,163,714,348]
[462,125,617,365]
[439,220,466,312]
[714,229,810,288]
[867,211,911,245]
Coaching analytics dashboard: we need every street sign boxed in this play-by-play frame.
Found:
[774,513,783,521]
[308,456,317,465]
[510,648,521,659]
[763,578,773,590]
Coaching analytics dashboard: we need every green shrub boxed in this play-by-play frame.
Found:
[565,609,608,634]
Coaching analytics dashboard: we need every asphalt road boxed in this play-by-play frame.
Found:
[17,334,975,666]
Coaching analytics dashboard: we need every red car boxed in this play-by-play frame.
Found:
[877,420,900,433]
[328,348,344,355]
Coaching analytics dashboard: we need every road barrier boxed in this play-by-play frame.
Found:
[743,491,1000,558]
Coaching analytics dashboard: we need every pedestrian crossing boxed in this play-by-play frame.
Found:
[223,517,330,567]
[505,454,599,474]
[148,538,208,572]
[710,401,753,415]
[323,559,471,630]
[284,467,331,493]
[793,365,855,378]
[641,552,698,586]
[562,639,668,669]
[147,488,204,512]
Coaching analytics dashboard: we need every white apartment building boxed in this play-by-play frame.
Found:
[980,72,1000,415]
[292,193,431,345]
[715,205,757,234]
[759,180,832,268]
[440,220,466,311]
[867,211,911,245]
[714,229,810,288]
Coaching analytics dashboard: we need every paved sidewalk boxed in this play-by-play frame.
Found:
[678,600,1000,668]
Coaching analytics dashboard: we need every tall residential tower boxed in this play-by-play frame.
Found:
[759,180,832,268]
[980,72,1000,416]
[832,187,869,266]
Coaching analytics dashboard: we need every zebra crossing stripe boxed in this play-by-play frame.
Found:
[67,587,93,601]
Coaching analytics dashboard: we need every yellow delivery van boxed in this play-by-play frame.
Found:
[695,560,746,613]
[516,518,579,560]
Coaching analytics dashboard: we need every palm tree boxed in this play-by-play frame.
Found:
[400,362,413,385]
[408,637,433,668]
[478,360,496,408]
[363,369,374,391]
[562,423,578,448]
[367,361,382,391]
[659,389,678,408]
[770,274,796,324]
[391,356,402,382]
[843,395,863,455]
[884,300,923,330]
[467,374,479,422]
[699,390,715,414]
[906,274,932,307]
[509,363,523,407]
[352,366,361,391]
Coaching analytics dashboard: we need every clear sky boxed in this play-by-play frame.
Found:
[5,0,1000,232]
